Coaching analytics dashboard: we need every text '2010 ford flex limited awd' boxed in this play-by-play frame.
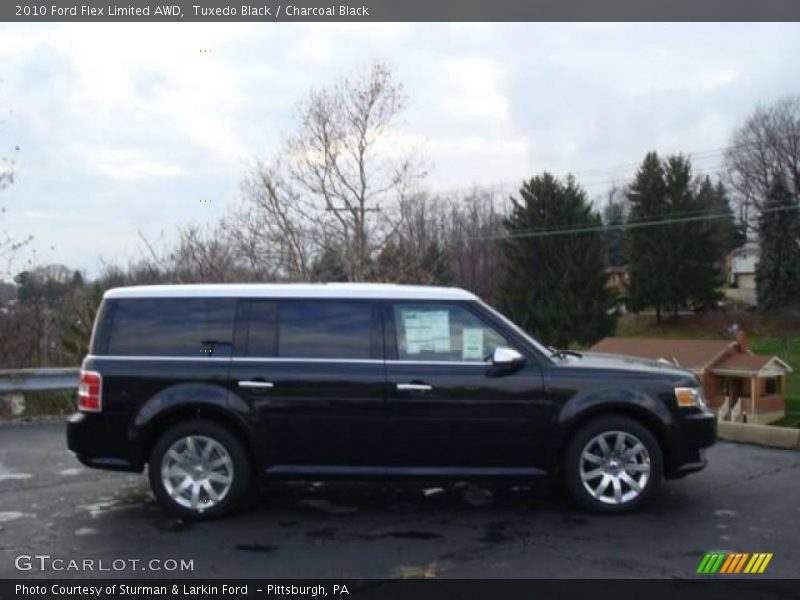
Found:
[67,283,716,518]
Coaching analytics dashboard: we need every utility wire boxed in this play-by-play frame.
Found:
[552,134,795,181]
[431,157,725,199]
[427,134,796,200]
[454,202,799,243]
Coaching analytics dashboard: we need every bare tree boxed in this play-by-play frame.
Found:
[166,225,243,283]
[135,223,259,284]
[725,95,800,233]
[384,189,505,301]
[0,149,13,190]
[370,193,451,285]
[238,63,425,281]
[1,139,32,277]
[232,164,319,281]
[441,189,506,302]
[3,264,81,367]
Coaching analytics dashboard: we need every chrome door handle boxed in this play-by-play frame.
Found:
[396,383,433,391]
[238,380,274,389]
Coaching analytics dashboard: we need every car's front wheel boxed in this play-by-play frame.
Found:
[563,416,663,513]
[148,420,251,519]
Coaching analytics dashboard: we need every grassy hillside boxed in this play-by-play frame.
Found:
[748,337,799,426]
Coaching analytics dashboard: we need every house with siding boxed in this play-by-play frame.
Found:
[591,331,792,424]
[725,241,759,306]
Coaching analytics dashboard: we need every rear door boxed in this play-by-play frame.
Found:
[100,296,236,413]
[86,297,236,462]
[230,298,386,468]
[384,301,546,468]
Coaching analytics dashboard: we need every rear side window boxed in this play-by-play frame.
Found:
[246,300,278,357]
[106,298,236,357]
[277,300,374,359]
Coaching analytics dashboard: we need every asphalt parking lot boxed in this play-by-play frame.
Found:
[0,421,798,579]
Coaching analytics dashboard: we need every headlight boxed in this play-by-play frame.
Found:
[675,387,706,409]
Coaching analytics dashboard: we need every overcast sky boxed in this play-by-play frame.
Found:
[0,22,798,277]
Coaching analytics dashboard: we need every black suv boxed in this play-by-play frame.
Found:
[67,283,716,518]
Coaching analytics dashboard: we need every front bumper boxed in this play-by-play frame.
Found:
[66,412,143,472]
[665,410,716,479]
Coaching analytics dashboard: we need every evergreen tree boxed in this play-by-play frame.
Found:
[372,238,452,285]
[756,173,800,311]
[602,199,627,267]
[70,270,85,288]
[664,156,723,311]
[309,246,349,282]
[498,173,616,348]
[626,152,670,321]
[626,153,724,320]
[696,177,744,254]
[714,180,746,252]
[418,241,453,285]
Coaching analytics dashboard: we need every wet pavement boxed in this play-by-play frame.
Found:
[1,421,798,578]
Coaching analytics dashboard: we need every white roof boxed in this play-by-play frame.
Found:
[104,283,478,301]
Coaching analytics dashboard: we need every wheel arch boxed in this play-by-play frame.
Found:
[132,384,258,470]
[554,403,673,474]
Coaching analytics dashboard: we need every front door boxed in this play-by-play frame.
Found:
[229,298,386,468]
[384,301,545,468]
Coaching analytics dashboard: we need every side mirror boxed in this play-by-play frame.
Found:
[492,347,525,367]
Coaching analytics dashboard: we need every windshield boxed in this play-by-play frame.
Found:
[478,301,553,359]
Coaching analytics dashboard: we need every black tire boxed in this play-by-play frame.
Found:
[148,419,252,520]
[563,416,663,514]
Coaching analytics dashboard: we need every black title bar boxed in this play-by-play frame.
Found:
[3,579,800,600]
[4,0,800,22]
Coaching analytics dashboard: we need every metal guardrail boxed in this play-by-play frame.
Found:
[0,368,80,393]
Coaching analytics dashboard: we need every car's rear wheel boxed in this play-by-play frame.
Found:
[148,420,251,519]
[563,416,663,513]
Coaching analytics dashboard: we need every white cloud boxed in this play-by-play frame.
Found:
[0,22,799,274]
[89,149,186,180]
[440,57,509,119]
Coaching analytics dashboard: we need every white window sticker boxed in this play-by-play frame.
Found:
[462,327,484,361]
[402,310,451,355]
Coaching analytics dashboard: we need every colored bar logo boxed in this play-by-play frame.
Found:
[697,552,773,574]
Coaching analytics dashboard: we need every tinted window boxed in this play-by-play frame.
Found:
[393,302,509,362]
[278,300,373,359]
[247,300,278,357]
[107,298,236,357]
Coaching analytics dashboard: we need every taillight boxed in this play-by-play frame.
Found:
[78,370,102,412]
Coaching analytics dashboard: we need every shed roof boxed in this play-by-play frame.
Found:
[712,353,792,376]
[591,336,792,376]
[590,337,733,371]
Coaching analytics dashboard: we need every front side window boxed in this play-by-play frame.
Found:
[106,298,236,357]
[392,303,510,362]
[278,300,374,359]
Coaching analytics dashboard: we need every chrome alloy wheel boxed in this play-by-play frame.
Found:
[160,435,234,512]
[579,430,651,505]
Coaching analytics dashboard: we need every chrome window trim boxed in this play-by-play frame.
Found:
[231,357,381,364]
[86,355,491,366]
[390,359,491,366]
[87,354,232,362]
[231,358,490,366]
